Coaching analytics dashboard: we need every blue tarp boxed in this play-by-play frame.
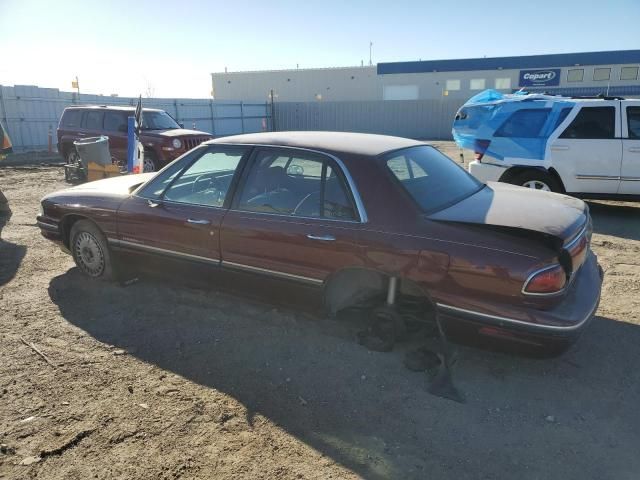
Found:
[452,89,575,161]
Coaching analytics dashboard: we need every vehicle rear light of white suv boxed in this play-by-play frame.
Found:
[523,264,567,295]
[474,139,491,162]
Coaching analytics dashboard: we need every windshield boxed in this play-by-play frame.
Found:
[385,145,483,213]
[142,111,180,130]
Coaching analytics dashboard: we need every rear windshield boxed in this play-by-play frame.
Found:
[385,146,482,213]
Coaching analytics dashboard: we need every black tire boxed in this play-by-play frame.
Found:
[143,151,159,173]
[65,146,80,165]
[507,169,563,193]
[70,220,114,281]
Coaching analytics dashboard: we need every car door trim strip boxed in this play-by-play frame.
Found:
[575,174,620,180]
[108,238,220,265]
[221,261,324,285]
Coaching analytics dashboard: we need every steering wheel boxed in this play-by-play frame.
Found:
[192,174,223,194]
[292,191,320,216]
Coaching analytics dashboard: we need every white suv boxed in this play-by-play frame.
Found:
[463,97,640,198]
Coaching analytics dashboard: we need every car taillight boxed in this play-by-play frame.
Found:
[523,264,567,294]
[474,139,491,162]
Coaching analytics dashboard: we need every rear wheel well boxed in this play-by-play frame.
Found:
[323,267,434,316]
[499,166,566,193]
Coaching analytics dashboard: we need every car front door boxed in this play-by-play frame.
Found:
[220,147,367,285]
[115,145,249,267]
[548,102,622,194]
[620,102,640,194]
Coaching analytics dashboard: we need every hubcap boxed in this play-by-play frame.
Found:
[74,232,105,277]
[143,157,156,172]
[523,180,551,191]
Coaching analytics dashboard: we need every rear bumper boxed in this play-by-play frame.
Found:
[468,160,507,183]
[437,251,603,345]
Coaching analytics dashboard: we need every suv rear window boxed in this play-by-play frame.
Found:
[61,109,82,128]
[385,146,482,213]
[560,106,615,139]
[495,109,550,138]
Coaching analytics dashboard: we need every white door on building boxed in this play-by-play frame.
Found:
[620,101,640,195]
[548,101,622,194]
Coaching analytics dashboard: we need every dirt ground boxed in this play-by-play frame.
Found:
[1,143,640,479]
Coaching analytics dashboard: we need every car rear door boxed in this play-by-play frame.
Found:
[115,145,249,267]
[220,147,367,285]
[548,101,622,194]
[620,102,640,194]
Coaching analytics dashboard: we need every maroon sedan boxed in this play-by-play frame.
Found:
[37,132,603,352]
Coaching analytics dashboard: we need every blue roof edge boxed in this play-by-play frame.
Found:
[377,50,640,75]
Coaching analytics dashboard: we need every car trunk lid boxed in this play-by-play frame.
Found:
[428,181,587,243]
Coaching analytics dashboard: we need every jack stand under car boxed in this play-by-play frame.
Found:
[356,276,465,403]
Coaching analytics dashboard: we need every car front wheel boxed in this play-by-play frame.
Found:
[70,220,114,281]
[143,152,159,173]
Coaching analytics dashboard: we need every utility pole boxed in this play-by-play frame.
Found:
[369,42,373,66]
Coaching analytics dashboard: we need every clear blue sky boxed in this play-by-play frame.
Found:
[1,0,639,97]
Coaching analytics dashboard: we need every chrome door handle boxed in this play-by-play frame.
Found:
[187,218,211,225]
[551,145,569,151]
[628,147,640,153]
[307,234,335,241]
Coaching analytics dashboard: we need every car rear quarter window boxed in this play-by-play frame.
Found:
[559,106,615,139]
[385,146,482,213]
[61,109,82,128]
[495,109,551,138]
[83,111,104,130]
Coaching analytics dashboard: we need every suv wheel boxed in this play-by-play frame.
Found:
[143,153,159,173]
[65,147,80,165]
[508,170,562,193]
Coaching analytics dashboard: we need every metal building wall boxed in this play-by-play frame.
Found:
[0,85,271,152]
[273,98,464,140]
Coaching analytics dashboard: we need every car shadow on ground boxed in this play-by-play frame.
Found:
[587,201,640,241]
[0,239,26,287]
[0,201,26,287]
[48,269,640,479]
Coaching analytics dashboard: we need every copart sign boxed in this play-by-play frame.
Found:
[519,69,561,87]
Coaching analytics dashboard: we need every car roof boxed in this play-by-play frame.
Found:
[64,105,164,113]
[205,131,425,156]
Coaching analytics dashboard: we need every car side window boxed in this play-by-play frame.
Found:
[627,107,640,139]
[84,111,104,130]
[104,111,128,133]
[162,146,247,207]
[236,149,357,220]
[495,109,550,138]
[559,106,615,139]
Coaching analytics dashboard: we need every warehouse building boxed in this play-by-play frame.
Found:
[212,50,640,102]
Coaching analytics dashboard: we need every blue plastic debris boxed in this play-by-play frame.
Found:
[452,89,575,161]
